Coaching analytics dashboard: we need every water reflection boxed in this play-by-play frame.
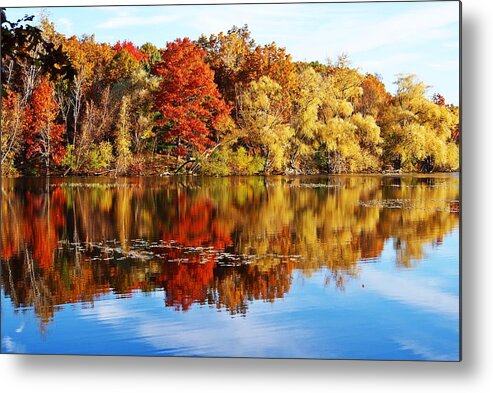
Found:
[1,175,459,328]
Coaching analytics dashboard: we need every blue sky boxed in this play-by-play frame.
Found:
[6,1,460,104]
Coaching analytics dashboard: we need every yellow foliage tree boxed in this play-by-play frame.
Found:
[237,76,293,173]
[381,74,459,172]
[317,65,382,173]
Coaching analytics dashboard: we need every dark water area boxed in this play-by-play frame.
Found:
[0,174,459,359]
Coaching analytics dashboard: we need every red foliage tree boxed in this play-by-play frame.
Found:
[24,78,66,175]
[152,38,230,156]
[113,40,148,62]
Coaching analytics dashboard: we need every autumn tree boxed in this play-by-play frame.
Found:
[115,96,133,174]
[60,34,115,162]
[62,86,115,174]
[381,74,459,172]
[431,93,460,145]
[24,78,66,175]
[113,40,148,62]
[1,11,460,176]
[105,40,147,84]
[354,73,391,121]
[246,43,296,93]
[198,25,256,115]
[152,38,230,158]
[140,42,162,71]
[447,103,460,144]
[62,34,114,92]
[289,66,323,171]
[111,68,159,154]
[1,90,24,175]
[245,43,297,121]
[317,63,382,173]
[237,76,293,173]
[199,27,297,123]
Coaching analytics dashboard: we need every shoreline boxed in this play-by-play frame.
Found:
[0,171,460,180]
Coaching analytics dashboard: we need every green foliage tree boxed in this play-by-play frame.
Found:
[140,42,162,71]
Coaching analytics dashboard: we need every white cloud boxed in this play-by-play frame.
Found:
[395,338,458,361]
[1,336,26,353]
[290,3,458,61]
[79,295,318,357]
[362,267,459,318]
[15,322,25,333]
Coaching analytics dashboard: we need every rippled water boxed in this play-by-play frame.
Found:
[0,175,460,360]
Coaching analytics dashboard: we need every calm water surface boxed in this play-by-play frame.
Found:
[0,175,459,360]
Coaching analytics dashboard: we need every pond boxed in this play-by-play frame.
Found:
[0,174,460,360]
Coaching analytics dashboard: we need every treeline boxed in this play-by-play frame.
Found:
[1,10,460,177]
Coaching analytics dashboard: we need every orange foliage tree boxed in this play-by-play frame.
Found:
[152,38,230,157]
[355,73,392,121]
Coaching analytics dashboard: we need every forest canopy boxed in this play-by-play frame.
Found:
[1,9,460,176]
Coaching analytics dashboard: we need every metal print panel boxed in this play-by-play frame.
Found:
[0,1,461,360]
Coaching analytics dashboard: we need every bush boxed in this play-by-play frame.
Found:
[229,147,265,175]
[87,141,114,172]
[62,142,114,173]
[61,144,77,171]
[200,147,265,176]
[201,148,231,176]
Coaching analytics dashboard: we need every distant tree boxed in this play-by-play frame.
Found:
[432,93,446,106]
[140,42,162,71]
[111,69,159,154]
[60,34,115,150]
[113,40,148,62]
[447,104,460,144]
[245,42,297,120]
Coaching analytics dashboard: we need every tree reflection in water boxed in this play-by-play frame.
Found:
[1,175,459,327]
